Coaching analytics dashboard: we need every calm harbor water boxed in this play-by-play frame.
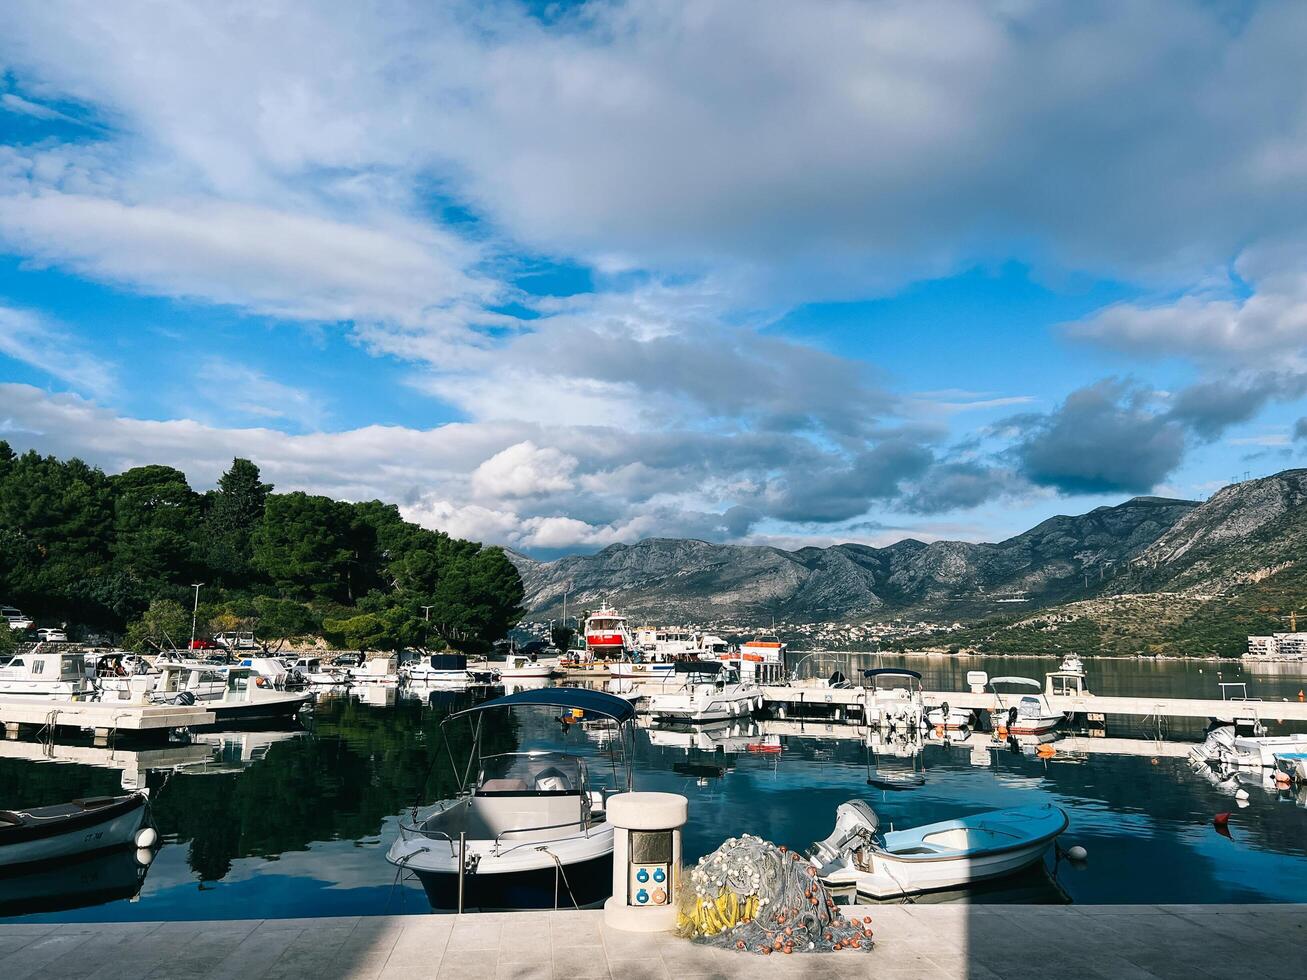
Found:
[4,654,1307,922]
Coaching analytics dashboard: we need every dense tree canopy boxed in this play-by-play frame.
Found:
[0,442,524,652]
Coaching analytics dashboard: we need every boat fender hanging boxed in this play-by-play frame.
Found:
[1066,845,1087,862]
[1234,789,1250,801]
[135,827,158,849]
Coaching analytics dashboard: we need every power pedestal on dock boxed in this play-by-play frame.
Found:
[603,792,688,933]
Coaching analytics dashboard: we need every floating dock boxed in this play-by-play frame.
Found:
[0,697,213,739]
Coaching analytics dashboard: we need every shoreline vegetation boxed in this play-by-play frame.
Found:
[0,443,524,657]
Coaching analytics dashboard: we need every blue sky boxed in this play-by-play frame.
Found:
[1,1,1306,557]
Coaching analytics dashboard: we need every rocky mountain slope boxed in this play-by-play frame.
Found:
[897,470,1307,657]
[510,495,1199,622]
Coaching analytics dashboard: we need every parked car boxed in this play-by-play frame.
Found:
[1,606,34,631]
[35,628,68,643]
[214,631,260,651]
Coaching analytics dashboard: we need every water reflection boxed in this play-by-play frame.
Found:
[2,660,1307,920]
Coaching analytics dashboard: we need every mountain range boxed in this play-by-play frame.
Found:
[510,493,1205,622]
[510,470,1307,648]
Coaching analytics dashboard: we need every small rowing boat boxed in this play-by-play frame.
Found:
[809,800,1068,899]
[0,792,152,872]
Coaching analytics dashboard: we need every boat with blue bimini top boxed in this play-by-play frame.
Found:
[386,687,635,911]
[809,800,1069,899]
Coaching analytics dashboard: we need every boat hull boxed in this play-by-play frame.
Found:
[0,794,149,871]
[412,850,614,911]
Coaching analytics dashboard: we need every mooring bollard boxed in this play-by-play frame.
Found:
[604,792,688,933]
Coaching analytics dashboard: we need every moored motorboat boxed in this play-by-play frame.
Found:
[646,661,763,723]
[989,677,1063,735]
[404,652,498,684]
[862,668,926,730]
[387,687,635,910]
[350,655,400,685]
[926,700,974,730]
[498,652,559,679]
[0,649,91,699]
[150,663,311,724]
[1059,653,1086,674]
[809,800,1068,899]
[1189,725,1307,769]
[0,792,153,871]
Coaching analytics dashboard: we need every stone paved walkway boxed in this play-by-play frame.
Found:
[1,905,1303,979]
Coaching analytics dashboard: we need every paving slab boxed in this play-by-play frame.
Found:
[3,905,1306,979]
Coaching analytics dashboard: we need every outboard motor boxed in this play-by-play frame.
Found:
[810,800,881,867]
[172,690,196,706]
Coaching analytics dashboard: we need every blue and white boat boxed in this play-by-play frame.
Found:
[810,800,1068,899]
[387,687,635,910]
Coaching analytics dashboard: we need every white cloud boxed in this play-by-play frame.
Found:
[194,357,327,432]
[5,1,1307,296]
[0,190,493,328]
[0,92,79,123]
[0,304,115,394]
[1066,239,1307,364]
[470,441,577,498]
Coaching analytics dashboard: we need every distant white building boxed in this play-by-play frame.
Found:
[1246,633,1307,660]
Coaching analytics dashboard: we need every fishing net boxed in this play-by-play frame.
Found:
[676,834,874,956]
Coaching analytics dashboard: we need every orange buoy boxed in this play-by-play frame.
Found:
[1036,744,1056,758]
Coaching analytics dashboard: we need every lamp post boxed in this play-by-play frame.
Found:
[189,583,203,652]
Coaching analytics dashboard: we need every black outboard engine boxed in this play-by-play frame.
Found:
[172,690,196,706]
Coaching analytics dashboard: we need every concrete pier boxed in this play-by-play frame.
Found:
[2,905,1303,978]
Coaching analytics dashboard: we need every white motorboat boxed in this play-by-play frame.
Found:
[647,661,762,723]
[237,656,305,689]
[403,653,498,684]
[387,687,634,910]
[0,792,153,871]
[789,653,856,689]
[810,800,1068,899]
[498,652,559,679]
[349,655,400,684]
[926,703,975,730]
[0,649,90,699]
[150,663,311,724]
[1188,725,1307,769]
[285,656,349,686]
[1059,653,1086,674]
[861,668,926,730]
[989,677,1063,736]
[87,650,157,698]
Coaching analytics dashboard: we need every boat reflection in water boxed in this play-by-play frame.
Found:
[0,791,160,916]
[0,844,155,916]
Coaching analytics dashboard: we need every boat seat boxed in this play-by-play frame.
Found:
[479,778,529,793]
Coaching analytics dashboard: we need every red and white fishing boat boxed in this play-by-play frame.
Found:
[583,604,634,660]
[719,632,787,684]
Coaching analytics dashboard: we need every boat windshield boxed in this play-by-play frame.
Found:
[476,752,584,795]
[792,653,854,687]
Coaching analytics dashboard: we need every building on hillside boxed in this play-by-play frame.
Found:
[1245,632,1307,661]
